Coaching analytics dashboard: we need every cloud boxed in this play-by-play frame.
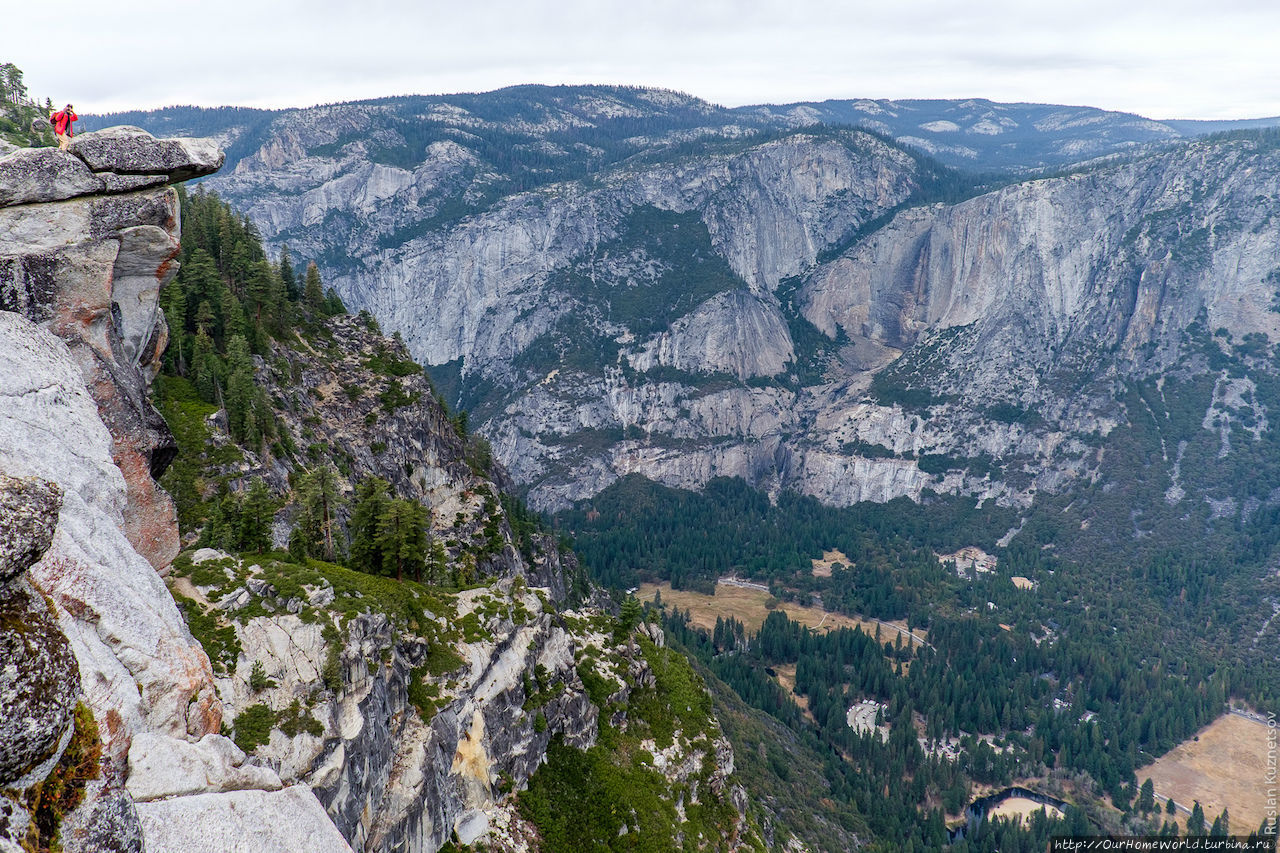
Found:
[7,0,1279,119]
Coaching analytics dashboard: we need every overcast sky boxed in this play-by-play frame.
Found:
[8,0,1279,120]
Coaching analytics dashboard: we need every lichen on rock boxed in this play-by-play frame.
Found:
[0,578,80,785]
[0,473,62,584]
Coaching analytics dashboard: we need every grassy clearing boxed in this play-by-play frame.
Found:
[1136,712,1273,831]
[637,581,923,648]
[810,549,849,578]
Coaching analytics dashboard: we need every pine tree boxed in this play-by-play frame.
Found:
[1139,777,1155,813]
[224,335,256,443]
[221,287,245,340]
[287,524,310,563]
[239,479,275,554]
[201,492,241,551]
[348,478,391,574]
[377,499,427,582]
[617,595,643,651]
[192,330,220,403]
[246,259,279,327]
[278,244,298,301]
[426,539,448,585]
[1187,801,1205,835]
[297,465,342,561]
[304,263,325,317]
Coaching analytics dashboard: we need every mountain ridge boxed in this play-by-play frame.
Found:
[84,85,1280,174]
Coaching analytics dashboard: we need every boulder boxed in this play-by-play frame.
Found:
[0,147,104,207]
[216,587,250,611]
[58,781,144,853]
[125,733,282,802]
[0,473,62,583]
[0,577,80,784]
[68,127,224,182]
[0,783,32,846]
[134,786,353,853]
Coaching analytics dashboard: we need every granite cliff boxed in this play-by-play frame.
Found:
[172,91,1280,518]
[0,129,262,853]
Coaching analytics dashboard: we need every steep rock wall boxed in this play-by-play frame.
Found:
[0,131,351,852]
[474,135,1280,509]
[800,136,1280,388]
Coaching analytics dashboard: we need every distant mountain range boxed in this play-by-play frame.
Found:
[85,86,1280,173]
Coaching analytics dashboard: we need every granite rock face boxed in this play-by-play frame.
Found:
[0,127,220,568]
[134,785,353,853]
[0,131,348,851]
[189,552,602,853]
[56,781,144,853]
[0,474,79,789]
[0,578,80,786]
[202,107,1280,512]
[0,473,61,583]
[125,733,284,802]
[0,312,218,770]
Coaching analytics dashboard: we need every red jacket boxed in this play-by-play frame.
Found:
[51,110,77,137]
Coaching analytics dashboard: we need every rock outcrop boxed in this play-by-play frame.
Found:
[0,128,226,569]
[165,547,755,852]
[134,785,353,853]
[0,131,354,851]
[0,312,216,770]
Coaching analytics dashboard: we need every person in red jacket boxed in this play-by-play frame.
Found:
[50,104,77,150]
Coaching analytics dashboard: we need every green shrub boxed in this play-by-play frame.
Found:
[232,703,276,753]
[276,699,324,738]
[424,642,466,676]
[249,660,275,692]
[321,623,343,692]
[173,592,241,674]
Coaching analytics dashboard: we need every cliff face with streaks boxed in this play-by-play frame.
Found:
[193,93,1280,516]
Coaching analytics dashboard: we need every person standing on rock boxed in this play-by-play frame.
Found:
[50,103,77,150]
